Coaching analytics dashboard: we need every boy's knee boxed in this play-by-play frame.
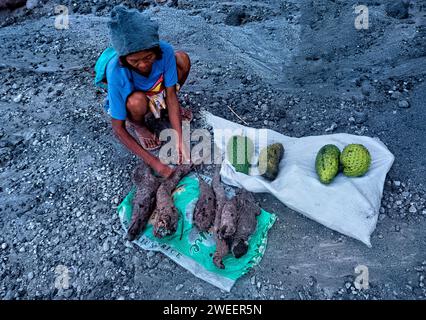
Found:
[126,91,149,120]
[127,91,147,110]
[175,51,191,72]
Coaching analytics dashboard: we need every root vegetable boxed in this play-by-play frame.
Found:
[212,167,238,269]
[231,189,260,258]
[193,177,216,232]
[213,238,229,269]
[127,164,160,241]
[212,167,226,228]
[218,198,238,240]
[153,164,192,238]
[211,167,229,269]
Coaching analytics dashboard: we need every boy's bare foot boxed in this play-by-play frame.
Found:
[134,125,161,151]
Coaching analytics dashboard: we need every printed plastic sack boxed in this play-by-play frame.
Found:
[117,174,277,292]
[203,111,394,247]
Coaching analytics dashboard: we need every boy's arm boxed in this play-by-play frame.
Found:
[111,119,173,178]
[165,86,189,164]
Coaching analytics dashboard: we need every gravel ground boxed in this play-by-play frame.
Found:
[0,0,425,300]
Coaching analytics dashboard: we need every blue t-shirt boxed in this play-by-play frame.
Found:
[105,40,178,120]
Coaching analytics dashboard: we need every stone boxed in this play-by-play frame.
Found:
[13,94,22,103]
[26,0,38,10]
[398,100,410,108]
[361,82,372,96]
[354,111,367,124]
[63,288,73,298]
[386,1,409,19]
[102,241,109,252]
[325,122,338,132]
[224,8,246,26]
[391,91,402,100]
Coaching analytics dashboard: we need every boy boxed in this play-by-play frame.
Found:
[104,5,191,178]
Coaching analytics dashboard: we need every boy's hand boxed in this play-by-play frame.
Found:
[153,160,174,178]
[177,142,190,165]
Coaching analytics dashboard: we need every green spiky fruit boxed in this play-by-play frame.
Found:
[227,135,254,175]
[340,144,371,177]
[258,143,284,181]
[315,144,341,184]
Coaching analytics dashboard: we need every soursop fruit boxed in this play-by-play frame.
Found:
[340,144,371,177]
[315,144,341,184]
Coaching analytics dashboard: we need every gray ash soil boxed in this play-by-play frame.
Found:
[0,0,425,300]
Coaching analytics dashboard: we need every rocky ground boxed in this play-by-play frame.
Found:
[0,0,425,300]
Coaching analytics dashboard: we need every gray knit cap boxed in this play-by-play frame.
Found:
[107,5,160,57]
